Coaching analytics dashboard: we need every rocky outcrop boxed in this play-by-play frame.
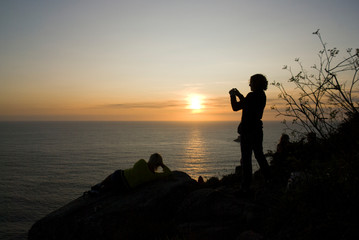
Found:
[28,171,266,240]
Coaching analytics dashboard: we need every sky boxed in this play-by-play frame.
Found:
[1,0,358,121]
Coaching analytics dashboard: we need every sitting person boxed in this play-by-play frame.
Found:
[276,133,290,154]
[87,153,171,195]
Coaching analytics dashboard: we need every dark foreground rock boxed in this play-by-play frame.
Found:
[28,171,267,240]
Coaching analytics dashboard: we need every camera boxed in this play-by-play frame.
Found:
[229,88,239,96]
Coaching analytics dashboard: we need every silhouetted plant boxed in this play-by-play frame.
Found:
[272,30,359,139]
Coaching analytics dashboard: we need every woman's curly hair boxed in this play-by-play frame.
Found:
[250,74,268,91]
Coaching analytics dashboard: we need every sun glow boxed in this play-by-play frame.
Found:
[187,95,203,112]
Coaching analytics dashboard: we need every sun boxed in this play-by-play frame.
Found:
[189,97,201,110]
[187,95,203,111]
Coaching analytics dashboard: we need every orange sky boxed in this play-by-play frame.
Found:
[1,1,358,122]
[0,90,283,121]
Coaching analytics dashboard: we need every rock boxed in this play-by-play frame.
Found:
[238,230,264,240]
[175,188,248,240]
[28,171,195,240]
[28,171,265,240]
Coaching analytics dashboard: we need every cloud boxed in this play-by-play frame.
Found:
[97,95,288,113]
[266,97,285,105]
[98,96,230,110]
[204,96,289,109]
[203,97,228,108]
[100,100,186,109]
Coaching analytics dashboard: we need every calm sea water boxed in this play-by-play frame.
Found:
[0,121,285,239]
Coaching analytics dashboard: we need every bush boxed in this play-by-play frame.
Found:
[272,30,359,139]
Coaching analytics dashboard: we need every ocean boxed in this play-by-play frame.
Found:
[0,121,285,239]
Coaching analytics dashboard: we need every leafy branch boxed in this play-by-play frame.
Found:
[272,30,359,139]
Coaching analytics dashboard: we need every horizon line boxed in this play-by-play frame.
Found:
[0,120,283,123]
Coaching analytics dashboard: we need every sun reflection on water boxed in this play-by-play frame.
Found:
[183,127,208,178]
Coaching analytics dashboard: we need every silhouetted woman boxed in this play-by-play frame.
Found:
[229,74,270,192]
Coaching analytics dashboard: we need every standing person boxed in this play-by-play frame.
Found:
[229,74,270,193]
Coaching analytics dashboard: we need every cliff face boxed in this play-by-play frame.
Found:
[28,171,264,240]
[27,116,359,240]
